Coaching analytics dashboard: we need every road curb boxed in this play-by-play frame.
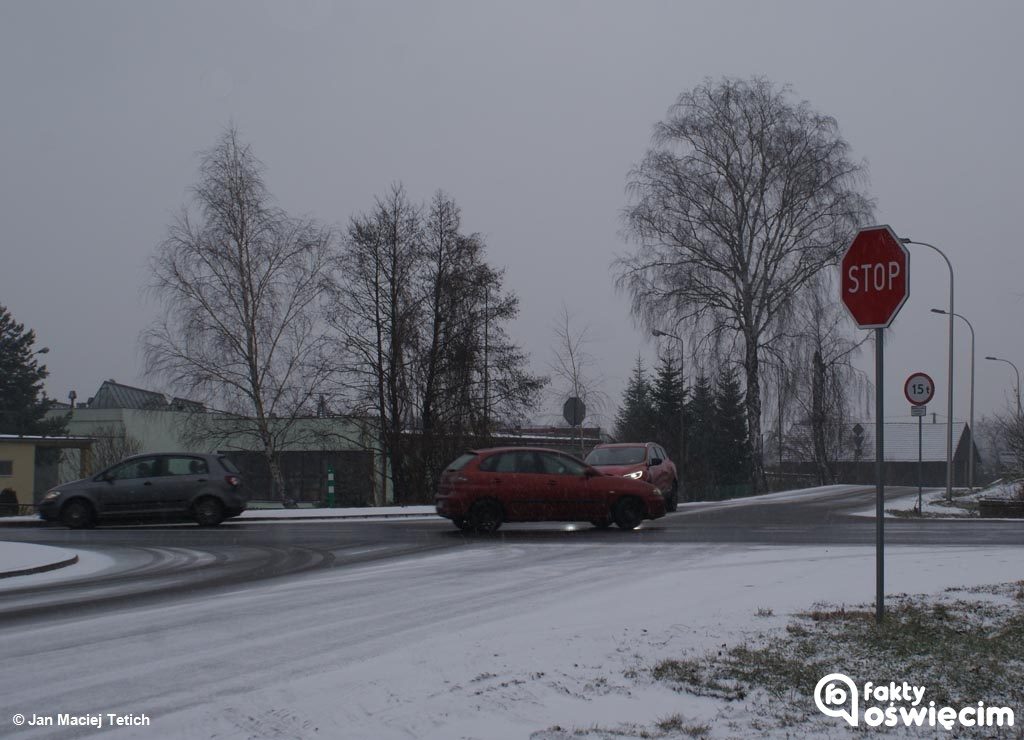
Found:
[0,554,79,579]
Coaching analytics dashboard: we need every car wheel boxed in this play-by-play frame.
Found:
[591,518,612,529]
[193,497,224,527]
[61,499,96,529]
[613,496,645,530]
[468,500,503,533]
[666,480,679,512]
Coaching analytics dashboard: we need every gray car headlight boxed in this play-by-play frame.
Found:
[43,490,61,501]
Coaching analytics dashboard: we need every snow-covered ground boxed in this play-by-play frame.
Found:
[0,541,78,576]
[2,540,1022,739]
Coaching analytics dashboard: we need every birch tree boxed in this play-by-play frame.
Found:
[143,128,336,502]
[617,77,873,491]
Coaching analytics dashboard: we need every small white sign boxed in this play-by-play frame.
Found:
[911,405,926,417]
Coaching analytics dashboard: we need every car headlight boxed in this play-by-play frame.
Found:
[43,490,61,500]
[623,471,644,479]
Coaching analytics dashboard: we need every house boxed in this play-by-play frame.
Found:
[0,434,94,510]
[781,421,982,487]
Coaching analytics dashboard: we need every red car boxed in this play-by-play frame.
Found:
[435,447,666,532]
[584,442,680,512]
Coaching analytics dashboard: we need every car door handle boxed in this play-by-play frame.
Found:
[143,481,153,486]
[491,478,501,484]
[547,480,557,486]
[197,478,207,482]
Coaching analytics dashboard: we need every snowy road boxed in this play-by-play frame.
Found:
[0,485,1021,738]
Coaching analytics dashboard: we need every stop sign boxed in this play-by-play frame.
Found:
[841,225,910,328]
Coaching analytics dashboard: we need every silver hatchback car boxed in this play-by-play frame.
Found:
[38,452,248,528]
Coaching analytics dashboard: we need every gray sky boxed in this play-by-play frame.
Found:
[2,0,1022,431]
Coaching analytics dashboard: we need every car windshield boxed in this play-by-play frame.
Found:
[585,446,646,466]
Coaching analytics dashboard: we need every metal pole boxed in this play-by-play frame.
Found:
[966,318,975,490]
[875,328,885,624]
[679,340,686,502]
[903,239,954,500]
[933,310,976,489]
[921,417,929,515]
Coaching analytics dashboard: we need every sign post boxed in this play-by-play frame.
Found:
[905,372,935,514]
[841,225,910,623]
[563,397,587,456]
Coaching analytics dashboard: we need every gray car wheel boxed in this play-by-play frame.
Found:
[193,497,224,527]
[61,498,96,529]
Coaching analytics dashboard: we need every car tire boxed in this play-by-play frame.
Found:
[60,498,96,529]
[666,480,679,512]
[452,517,472,531]
[193,497,225,527]
[613,496,645,530]
[467,500,503,533]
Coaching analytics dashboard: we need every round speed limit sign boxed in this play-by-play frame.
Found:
[904,372,935,406]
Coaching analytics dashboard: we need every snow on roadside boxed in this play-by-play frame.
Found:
[0,541,77,574]
[125,543,1024,739]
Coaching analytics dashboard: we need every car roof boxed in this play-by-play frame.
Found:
[469,446,579,455]
[591,443,650,448]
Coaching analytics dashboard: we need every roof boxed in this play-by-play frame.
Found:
[87,380,168,410]
[0,434,94,448]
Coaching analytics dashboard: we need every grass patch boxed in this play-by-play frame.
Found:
[650,583,1024,727]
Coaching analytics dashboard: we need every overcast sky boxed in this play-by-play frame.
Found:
[2,0,1022,432]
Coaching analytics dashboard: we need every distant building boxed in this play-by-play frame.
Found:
[782,421,982,487]
[46,380,385,505]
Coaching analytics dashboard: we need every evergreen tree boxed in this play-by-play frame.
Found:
[614,356,656,441]
[713,368,751,486]
[651,355,685,463]
[684,374,716,498]
[0,305,65,435]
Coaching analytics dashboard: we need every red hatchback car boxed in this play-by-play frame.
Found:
[584,442,680,512]
[435,447,666,532]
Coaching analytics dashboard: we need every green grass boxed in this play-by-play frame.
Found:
[649,582,1024,727]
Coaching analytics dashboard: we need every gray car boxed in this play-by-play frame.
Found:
[38,453,248,528]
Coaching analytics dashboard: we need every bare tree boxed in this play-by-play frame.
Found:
[548,303,606,437]
[143,127,337,503]
[773,273,870,483]
[333,184,422,504]
[617,77,873,491]
[334,187,546,502]
[87,425,143,471]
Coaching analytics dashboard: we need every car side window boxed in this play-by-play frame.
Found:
[107,457,160,480]
[480,451,542,473]
[166,457,208,476]
[537,452,586,476]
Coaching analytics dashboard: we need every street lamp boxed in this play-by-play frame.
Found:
[932,309,975,489]
[985,355,1022,418]
[901,237,954,499]
[652,328,686,503]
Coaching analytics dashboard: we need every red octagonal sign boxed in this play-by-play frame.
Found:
[841,225,910,329]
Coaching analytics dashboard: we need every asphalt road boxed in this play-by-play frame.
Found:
[0,485,1020,627]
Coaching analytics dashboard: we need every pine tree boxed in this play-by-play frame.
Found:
[651,355,685,463]
[614,356,656,441]
[684,374,716,498]
[713,368,751,486]
[0,305,65,435]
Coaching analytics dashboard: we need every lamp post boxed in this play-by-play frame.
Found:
[901,238,954,499]
[652,328,686,504]
[932,309,975,489]
[985,355,1022,419]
